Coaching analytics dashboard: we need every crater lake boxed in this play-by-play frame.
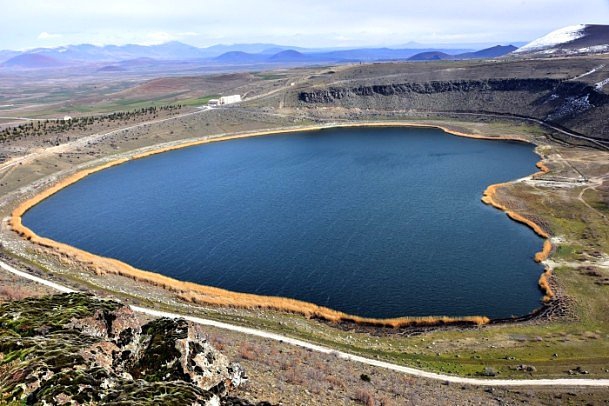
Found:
[22,127,545,319]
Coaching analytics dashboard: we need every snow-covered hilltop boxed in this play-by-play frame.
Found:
[515,24,588,53]
[515,24,609,56]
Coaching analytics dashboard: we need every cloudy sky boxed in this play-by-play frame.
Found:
[3,0,609,50]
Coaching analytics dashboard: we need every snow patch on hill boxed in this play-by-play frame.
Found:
[578,45,609,54]
[596,78,609,91]
[515,24,587,53]
[547,93,593,121]
[573,64,605,80]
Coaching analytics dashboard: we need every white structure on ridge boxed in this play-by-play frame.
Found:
[219,95,241,105]
[208,95,241,107]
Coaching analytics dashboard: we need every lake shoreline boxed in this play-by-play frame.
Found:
[9,121,554,329]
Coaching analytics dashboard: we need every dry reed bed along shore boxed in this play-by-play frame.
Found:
[481,161,555,302]
[9,122,551,327]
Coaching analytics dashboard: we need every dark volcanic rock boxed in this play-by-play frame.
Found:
[129,317,247,391]
[0,293,248,405]
[296,78,609,143]
[298,79,609,103]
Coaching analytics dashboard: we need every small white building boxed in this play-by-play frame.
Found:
[219,95,241,105]
[63,115,72,121]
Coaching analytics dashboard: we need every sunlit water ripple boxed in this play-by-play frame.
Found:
[23,127,545,318]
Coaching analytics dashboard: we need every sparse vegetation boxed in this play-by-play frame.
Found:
[5,112,609,382]
[0,293,253,404]
[353,388,375,406]
[0,105,183,143]
[2,55,609,404]
[238,341,259,360]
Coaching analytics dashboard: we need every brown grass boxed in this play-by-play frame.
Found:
[538,269,555,302]
[535,240,553,263]
[207,333,227,351]
[9,122,538,328]
[283,367,305,385]
[481,159,556,301]
[179,291,490,327]
[0,286,40,301]
[353,388,376,406]
[325,375,346,389]
[238,341,258,361]
[536,161,551,174]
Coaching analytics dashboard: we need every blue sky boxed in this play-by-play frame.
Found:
[2,0,609,50]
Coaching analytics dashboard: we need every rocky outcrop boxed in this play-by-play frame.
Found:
[0,293,254,405]
[300,79,558,102]
[296,79,609,143]
[299,79,609,108]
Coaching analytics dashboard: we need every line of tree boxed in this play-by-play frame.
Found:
[0,104,184,143]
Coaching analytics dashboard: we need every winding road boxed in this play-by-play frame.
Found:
[0,107,213,174]
[1,258,608,388]
[2,102,609,387]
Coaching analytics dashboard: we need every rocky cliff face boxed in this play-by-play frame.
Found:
[0,293,257,405]
[296,78,609,143]
[299,79,560,101]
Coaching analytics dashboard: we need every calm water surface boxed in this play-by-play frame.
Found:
[23,127,545,318]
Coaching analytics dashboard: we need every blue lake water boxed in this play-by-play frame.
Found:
[23,127,545,319]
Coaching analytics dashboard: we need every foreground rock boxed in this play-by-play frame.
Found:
[0,293,259,405]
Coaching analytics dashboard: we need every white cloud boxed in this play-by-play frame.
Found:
[37,31,62,40]
[3,1,607,49]
[141,31,200,44]
[144,31,176,44]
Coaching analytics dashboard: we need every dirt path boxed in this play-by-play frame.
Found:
[0,107,212,173]
[414,111,609,151]
[576,169,609,222]
[578,181,608,221]
[1,257,609,388]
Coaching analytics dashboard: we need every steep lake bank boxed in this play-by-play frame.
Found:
[22,127,545,319]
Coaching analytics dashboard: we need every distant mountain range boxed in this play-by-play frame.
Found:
[0,41,516,69]
[2,53,68,68]
[3,25,607,70]
[210,45,522,65]
[408,45,518,61]
[0,42,313,68]
[514,24,609,55]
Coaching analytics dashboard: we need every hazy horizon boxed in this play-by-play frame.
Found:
[3,0,609,51]
[3,39,525,53]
